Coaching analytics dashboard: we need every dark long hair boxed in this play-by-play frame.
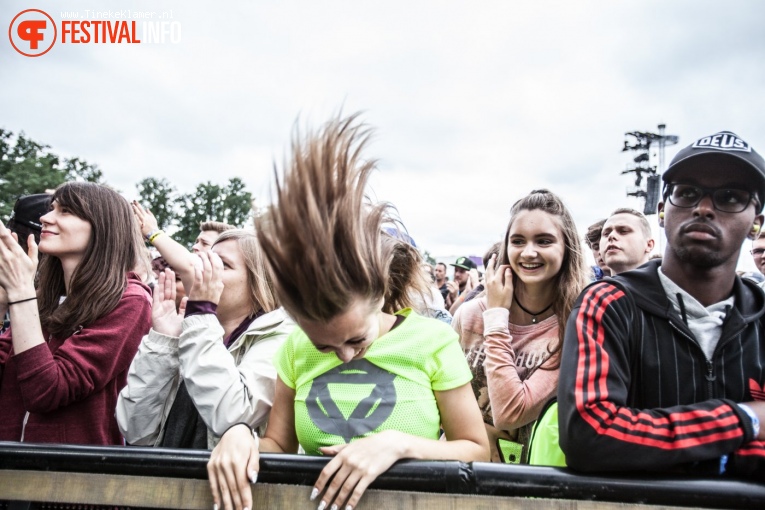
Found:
[37,182,143,338]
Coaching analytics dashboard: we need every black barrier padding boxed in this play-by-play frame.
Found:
[1,442,764,509]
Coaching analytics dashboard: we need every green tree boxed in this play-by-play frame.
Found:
[0,129,105,220]
[63,157,105,184]
[174,178,254,247]
[422,250,436,266]
[0,130,63,220]
[136,177,178,230]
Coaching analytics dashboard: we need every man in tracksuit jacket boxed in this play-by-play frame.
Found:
[559,131,765,479]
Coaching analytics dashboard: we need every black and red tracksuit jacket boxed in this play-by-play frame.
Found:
[558,259,765,479]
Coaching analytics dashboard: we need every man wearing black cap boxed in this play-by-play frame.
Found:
[559,131,765,478]
[445,256,477,309]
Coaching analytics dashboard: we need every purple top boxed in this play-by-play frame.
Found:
[185,300,265,348]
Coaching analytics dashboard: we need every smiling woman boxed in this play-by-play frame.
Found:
[206,114,489,510]
[452,189,587,463]
[0,182,152,446]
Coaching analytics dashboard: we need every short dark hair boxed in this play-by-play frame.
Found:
[585,219,606,249]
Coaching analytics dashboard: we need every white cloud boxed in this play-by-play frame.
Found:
[3,0,765,272]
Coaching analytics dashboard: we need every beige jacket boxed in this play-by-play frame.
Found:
[116,308,294,447]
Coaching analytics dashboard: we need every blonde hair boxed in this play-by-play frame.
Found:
[255,113,428,322]
[213,229,279,315]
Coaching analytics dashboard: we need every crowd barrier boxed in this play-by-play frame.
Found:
[1,442,764,509]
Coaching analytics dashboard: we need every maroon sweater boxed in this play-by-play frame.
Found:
[0,275,151,445]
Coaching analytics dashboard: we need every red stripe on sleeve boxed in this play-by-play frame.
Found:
[572,284,745,450]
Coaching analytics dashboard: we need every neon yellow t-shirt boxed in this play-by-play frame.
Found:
[274,308,472,455]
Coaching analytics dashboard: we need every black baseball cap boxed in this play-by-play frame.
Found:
[7,193,51,231]
[450,256,477,271]
[663,131,765,212]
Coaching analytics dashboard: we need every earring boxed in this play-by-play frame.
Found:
[659,212,665,219]
[753,224,761,234]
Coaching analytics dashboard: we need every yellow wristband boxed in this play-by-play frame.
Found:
[148,230,165,244]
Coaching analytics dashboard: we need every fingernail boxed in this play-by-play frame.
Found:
[213,505,218,510]
[249,470,258,484]
[244,508,250,510]
[310,488,319,501]
[331,506,338,510]
[346,506,353,510]
[317,502,326,510]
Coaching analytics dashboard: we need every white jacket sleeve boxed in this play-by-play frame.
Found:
[178,313,286,437]
[116,329,181,445]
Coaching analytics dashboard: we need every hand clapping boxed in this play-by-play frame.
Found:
[151,269,187,337]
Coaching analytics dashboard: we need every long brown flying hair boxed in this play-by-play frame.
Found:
[255,113,428,323]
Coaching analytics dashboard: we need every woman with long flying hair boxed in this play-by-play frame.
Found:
[0,182,152,445]
[117,229,294,448]
[452,189,587,463]
[207,114,489,510]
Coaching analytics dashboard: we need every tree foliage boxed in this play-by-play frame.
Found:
[174,178,254,247]
[137,177,254,248]
[0,128,255,249]
[0,129,104,220]
[136,177,178,231]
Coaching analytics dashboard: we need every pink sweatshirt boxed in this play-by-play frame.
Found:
[452,296,559,431]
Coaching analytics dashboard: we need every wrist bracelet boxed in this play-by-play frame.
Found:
[8,296,37,306]
[148,230,165,244]
[739,403,760,438]
[144,228,159,240]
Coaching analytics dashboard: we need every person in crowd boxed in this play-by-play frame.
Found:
[460,242,503,306]
[207,114,489,510]
[559,130,765,478]
[751,231,765,282]
[193,221,235,253]
[3,193,53,333]
[435,262,449,301]
[6,193,51,249]
[117,229,294,448]
[446,256,478,311]
[452,190,587,463]
[150,256,187,310]
[134,246,156,289]
[132,202,233,294]
[600,208,655,275]
[414,261,452,324]
[0,182,151,445]
[584,218,608,280]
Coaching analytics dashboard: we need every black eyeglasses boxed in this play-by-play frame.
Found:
[667,184,755,213]
[752,248,765,258]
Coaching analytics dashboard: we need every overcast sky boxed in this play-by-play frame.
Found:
[3,0,765,271]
